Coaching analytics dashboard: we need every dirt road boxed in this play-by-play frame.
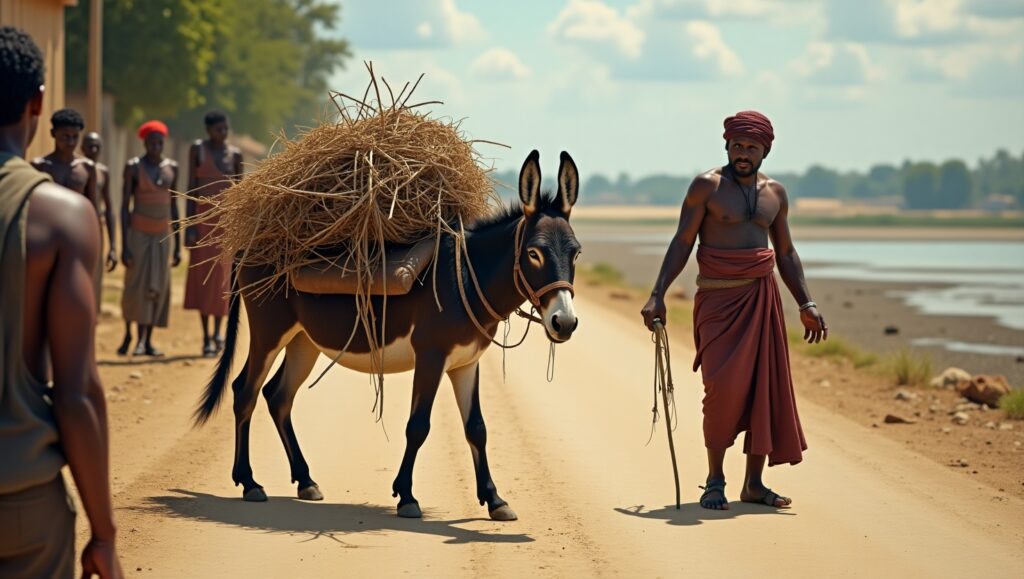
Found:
[97,295,1023,577]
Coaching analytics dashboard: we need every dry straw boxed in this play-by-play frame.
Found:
[183,63,504,395]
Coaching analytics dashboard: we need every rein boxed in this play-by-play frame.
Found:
[650,319,681,509]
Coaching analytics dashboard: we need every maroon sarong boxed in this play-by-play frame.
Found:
[692,245,806,466]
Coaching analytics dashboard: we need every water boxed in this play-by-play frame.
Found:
[584,230,1024,333]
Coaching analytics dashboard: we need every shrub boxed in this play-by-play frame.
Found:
[890,348,932,387]
[999,389,1024,420]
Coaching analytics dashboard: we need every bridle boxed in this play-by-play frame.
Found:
[456,215,575,349]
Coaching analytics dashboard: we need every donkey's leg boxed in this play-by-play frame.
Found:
[232,340,286,502]
[392,351,446,518]
[262,332,323,501]
[449,363,517,521]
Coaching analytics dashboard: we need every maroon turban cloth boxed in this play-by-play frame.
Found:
[723,111,774,156]
[137,120,169,140]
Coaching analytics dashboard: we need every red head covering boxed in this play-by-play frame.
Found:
[723,110,774,156]
[137,120,169,140]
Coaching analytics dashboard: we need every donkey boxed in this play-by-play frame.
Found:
[194,150,582,521]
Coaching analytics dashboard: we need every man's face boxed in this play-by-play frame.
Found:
[51,125,81,156]
[82,134,102,160]
[144,132,164,157]
[206,121,229,143]
[727,137,765,178]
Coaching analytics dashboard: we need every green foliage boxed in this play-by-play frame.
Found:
[802,337,878,368]
[903,162,940,209]
[579,262,625,286]
[889,348,932,387]
[999,389,1024,420]
[800,165,842,198]
[937,159,972,209]
[65,0,349,137]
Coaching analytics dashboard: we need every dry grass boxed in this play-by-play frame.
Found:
[1000,389,1024,420]
[185,63,501,300]
[889,348,933,387]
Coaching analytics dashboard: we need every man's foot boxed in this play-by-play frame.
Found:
[202,338,217,358]
[116,336,132,356]
[741,484,792,508]
[143,344,164,357]
[213,335,225,354]
[131,342,146,357]
[699,479,729,510]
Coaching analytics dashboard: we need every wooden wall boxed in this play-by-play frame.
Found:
[0,0,77,160]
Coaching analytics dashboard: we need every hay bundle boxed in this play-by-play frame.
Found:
[191,64,501,300]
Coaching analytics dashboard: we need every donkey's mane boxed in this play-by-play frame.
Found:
[468,192,559,231]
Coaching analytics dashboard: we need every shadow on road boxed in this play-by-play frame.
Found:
[98,355,208,367]
[135,489,534,546]
[614,502,796,526]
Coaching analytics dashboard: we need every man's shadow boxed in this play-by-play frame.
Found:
[134,489,534,546]
[615,501,795,527]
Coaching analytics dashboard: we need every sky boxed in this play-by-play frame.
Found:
[328,0,1024,178]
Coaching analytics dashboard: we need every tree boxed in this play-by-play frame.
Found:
[800,165,841,198]
[937,160,972,208]
[903,162,939,209]
[65,0,349,137]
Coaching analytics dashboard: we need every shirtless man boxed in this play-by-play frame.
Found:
[81,131,118,273]
[641,111,827,511]
[0,26,122,578]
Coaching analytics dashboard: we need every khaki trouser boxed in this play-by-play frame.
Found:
[0,476,75,579]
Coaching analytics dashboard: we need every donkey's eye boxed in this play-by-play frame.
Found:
[573,251,582,264]
[527,248,543,265]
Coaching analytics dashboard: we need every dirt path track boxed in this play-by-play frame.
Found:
[102,295,1023,577]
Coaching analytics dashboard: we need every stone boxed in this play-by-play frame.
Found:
[884,413,915,424]
[984,421,997,429]
[941,427,952,434]
[929,367,971,390]
[884,325,900,335]
[129,371,143,380]
[895,389,917,401]
[955,374,1012,408]
[998,423,1014,431]
[929,404,940,413]
[819,380,832,388]
[952,412,970,425]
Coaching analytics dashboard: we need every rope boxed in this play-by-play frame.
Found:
[651,319,681,509]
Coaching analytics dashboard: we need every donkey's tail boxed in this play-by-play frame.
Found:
[193,259,242,427]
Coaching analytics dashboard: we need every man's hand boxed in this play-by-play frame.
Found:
[105,249,117,272]
[641,294,667,331]
[80,536,123,579]
[800,306,828,343]
[120,249,133,268]
[172,250,182,268]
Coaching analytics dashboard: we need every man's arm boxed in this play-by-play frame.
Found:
[120,162,134,267]
[170,163,181,267]
[34,184,122,577]
[233,149,244,183]
[768,183,827,343]
[184,145,198,248]
[640,174,713,330]
[100,167,117,271]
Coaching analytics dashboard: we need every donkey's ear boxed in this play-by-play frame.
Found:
[557,151,579,216]
[519,149,541,217]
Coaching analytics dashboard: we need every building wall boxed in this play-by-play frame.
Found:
[0,0,77,160]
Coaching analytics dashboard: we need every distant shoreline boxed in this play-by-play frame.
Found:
[571,207,1024,241]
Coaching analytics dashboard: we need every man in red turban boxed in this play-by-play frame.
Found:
[642,110,827,510]
[117,120,180,356]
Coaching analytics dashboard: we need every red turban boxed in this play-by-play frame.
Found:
[137,120,168,140]
[723,111,774,156]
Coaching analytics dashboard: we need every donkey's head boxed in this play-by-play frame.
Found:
[516,150,581,343]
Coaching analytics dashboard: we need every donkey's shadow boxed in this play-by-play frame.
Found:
[135,489,533,545]
[615,502,796,527]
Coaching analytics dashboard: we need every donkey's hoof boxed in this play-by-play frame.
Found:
[243,487,268,502]
[397,502,422,518]
[298,484,323,501]
[489,504,518,521]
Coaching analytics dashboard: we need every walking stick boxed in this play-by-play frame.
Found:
[652,318,681,509]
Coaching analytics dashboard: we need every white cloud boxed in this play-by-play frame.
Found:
[548,0,645,59]
[470,48,532,80]
[342,0,484,50]
[791,42,881,86]
[549,1,743,81]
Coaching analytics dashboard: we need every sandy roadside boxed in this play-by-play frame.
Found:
[67,272,1024,577]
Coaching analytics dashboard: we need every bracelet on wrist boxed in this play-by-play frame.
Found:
[799,301,817,312]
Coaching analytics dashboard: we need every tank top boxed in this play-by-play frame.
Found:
[0,152,65,494]
[129,157,174,235]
